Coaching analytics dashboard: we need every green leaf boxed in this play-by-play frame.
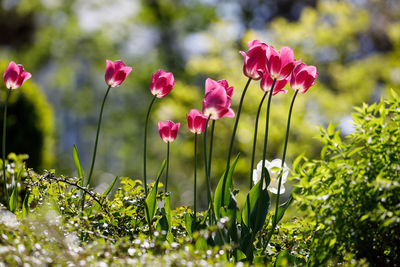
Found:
[22,191,30,217]
[347,146,364,157]
[390,88,399,100]
[9,186,17,213]
[145,160,166,225]
[103,176,119,197]
[15,165,25,184]
[242,168,271,233]
[73,144,84,186]
[214,154,240,219]
[275,192,296,224]
[274,249,297,267]
[185,212,193,237]
[164,194,173,243]
[292,153,305,171]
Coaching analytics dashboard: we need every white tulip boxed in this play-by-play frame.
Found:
[252,159,289,194]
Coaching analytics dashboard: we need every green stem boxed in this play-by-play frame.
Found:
[249,91,268,190]
[221,77,251,204]
[86,85,112,188]
[203,115,212,207]
[263,89,298,251]
[143,95,157,196]
[260,80,276,182]
[165,141,170,192]
[207,120,216,182]
[2,89,11,209]
[207,120,216,223]
[193,133,198,222]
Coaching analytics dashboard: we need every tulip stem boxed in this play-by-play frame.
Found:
[165,142,170,192]
[263,89,298,251]
[193,133,198,222]
[203,115,214,223]
[221,77,251,204]
[260,79,276,183]
[249,90,268,190]
[207,120,215,185]
[143,95,157,196]
[86,85,111,189]
[207,120,216,223]
[2,89,11,209]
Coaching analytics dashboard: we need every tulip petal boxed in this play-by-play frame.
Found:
[17,71,32,87]
[280,46,295,68]
[104,60,115,84]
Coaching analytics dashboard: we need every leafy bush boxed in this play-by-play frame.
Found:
[294,90,400,265]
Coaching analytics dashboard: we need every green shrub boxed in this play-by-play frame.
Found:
[294,90,400,265]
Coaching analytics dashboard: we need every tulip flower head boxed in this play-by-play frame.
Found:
[290,63,318,94]
[202,78,235,120]
[187,109,208,134]
[240,40,269,80]
[158,121,180,143]
[252,159,289,194]
[150,69,175,98]
[265,46,301,81]
[3,61,31,90]
[105,60,133,87]
[260,74,289,96]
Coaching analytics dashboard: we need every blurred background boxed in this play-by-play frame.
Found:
[0,0,399,208]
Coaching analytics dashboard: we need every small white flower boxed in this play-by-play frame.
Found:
[252,159,289,194]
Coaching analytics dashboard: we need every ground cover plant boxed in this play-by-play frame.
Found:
[0,39,399,266]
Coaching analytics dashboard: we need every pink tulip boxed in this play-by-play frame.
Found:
[105,60,133,87]
[150,69,175,98]
[240,40,268,80]
[265,46,301,81]
[202,78,235,120]
[290,63,318,94]
[260,74,289,96]
[187,109,208,134]
[158,121,180,143]
[3,61,31,90]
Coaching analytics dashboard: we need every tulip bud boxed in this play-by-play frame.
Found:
[260,74,289,95]
[202,78,235,120]
[240,40,268,80]
[187,109,208,134]
[3,61,31,90]
[150,69,175,98]
[290,63,318,94]
[266,46,301,81]
[105,60,132,87]
[158,121,180,143]
[252,159,289,194]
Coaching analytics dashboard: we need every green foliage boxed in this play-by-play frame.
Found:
[213,153,239,220]
[294,92,400,265]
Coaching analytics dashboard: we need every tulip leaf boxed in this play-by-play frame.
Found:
[165,194,173,243]
[72,144,84,185]
[274,187,300,224]
[9,186,17,213]
[214,153,240,219]
[103,176,119,197]
[15,165,25,183]
[242,167,271,233]
[184,212,193,237]
[145,160,166,226]
[22,191,30,217]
